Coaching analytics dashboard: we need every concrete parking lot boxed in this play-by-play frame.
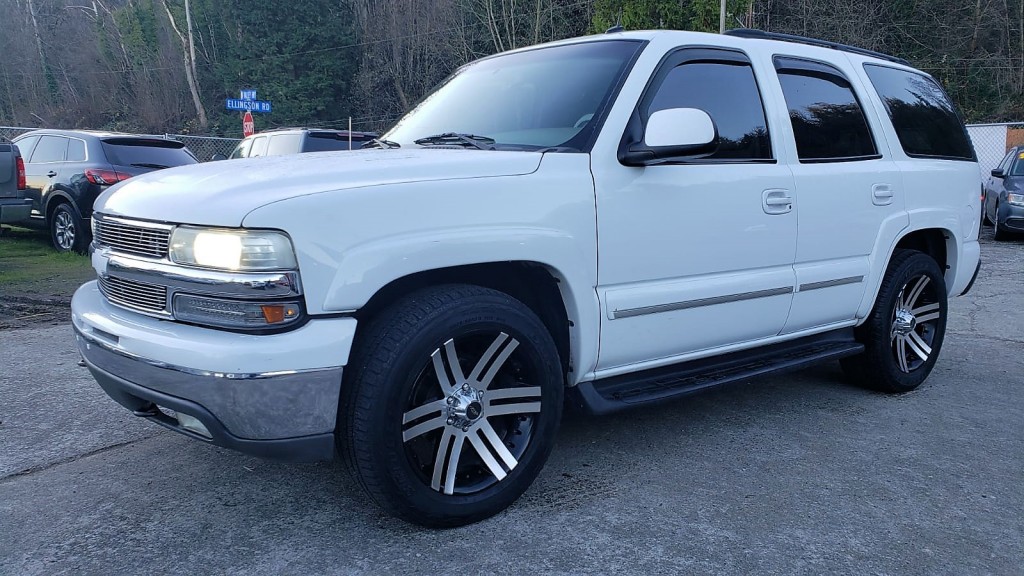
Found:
[1,230,1022,575]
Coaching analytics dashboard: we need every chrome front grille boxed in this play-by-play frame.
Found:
[98,275,169,315]
[94,217,171,259]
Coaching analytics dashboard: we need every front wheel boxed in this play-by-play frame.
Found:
[339,284,564,527]
[50,203,89,253]
[841,250,947,393]
[993,207,1012,241]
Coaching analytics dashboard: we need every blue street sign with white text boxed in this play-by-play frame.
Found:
[240,89,257,101]
[226,99,272,113]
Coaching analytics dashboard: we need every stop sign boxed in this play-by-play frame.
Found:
[242,111,255,137]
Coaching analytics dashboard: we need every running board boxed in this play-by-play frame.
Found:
[571,329,864,415]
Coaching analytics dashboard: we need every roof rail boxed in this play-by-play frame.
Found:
[724,28,911,67]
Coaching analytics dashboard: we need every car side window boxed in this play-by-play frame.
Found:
[996,150,1015,172]
[863,64,974,161]
[29,136,68,163]
[248,136,269,158]
[229,139,253,159]
[267,134,303,156]
[647,58,772,160]
[13,135,40,160]
[66,139,87,162]
[775,57,878,162]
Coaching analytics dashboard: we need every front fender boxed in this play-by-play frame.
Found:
[241,155,600,381]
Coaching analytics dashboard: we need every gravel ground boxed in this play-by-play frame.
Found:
[1,229,1021,575]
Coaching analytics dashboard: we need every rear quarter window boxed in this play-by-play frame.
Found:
[267,134,303,156]
[863,64,975,161]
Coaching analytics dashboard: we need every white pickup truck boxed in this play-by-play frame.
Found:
[73,29,982,527]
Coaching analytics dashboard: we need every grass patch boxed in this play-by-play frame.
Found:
[0,226,94,299]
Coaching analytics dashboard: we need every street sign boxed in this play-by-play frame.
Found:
[242,111,255,137]
[240,89,257,101]
[226,99,272,113]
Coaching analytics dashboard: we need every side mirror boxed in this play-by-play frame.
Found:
[991,168,1006,178]
[620,108,718,166]
[210,153,228,162]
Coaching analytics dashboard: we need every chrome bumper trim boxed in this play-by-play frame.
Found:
[75,324,331,380]
[75,325,344,439]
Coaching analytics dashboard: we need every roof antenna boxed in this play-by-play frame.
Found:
[605,9,624,34]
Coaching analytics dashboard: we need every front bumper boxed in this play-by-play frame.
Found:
[998,201,1024,231]
[73,281,357,461]
[0,197,31,224]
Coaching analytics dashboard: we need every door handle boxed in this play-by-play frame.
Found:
[762,189,793,214]
[872,184,894,206]
[46,171,57,178]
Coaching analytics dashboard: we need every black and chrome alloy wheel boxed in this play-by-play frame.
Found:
[842,249,948,393]
[889,274,942,373]
[402,331,542,495]
[340,285,563,527]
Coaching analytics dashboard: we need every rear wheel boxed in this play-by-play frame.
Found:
[49,203,89,253]
[340,284,563,527]
[841,250,947,393]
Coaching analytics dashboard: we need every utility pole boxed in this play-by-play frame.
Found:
[720,0,727,33]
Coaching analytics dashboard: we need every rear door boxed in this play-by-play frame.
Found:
[771,56,906,334]
[99,138,198,178]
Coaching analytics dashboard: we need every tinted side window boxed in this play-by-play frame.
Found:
[67,139,86,162]
[863,64,974,161]
[776,58,877,162]
[267,134,303,156]
[13,135,40,160]
[249,137,269,158]
[30,136,68,163]
[648,61,772,160]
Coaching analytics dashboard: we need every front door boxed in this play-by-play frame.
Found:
[592,48,798,375]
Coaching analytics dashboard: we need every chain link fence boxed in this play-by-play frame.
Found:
[0,126,239,162]
[966,122,1024,180]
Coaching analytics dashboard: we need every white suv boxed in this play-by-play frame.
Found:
[72,29,982,527]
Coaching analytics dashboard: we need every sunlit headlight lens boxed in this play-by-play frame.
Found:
[169,227,297,270]
[1008,193,1024,207]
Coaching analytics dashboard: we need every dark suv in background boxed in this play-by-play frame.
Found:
[219,128,377,160]
[11,130,198,252]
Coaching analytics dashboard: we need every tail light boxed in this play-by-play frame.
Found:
[84,169,130,185]
[16,156,26,190]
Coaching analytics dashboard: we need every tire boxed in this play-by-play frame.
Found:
[49,203,89,253]
[841,250,948,393]
[993,207,1011,241]
[339,284,564,527]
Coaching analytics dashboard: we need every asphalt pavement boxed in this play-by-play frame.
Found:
[1,230,1022,575]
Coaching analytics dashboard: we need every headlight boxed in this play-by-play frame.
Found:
[169,227,297,271]
[1008,193,1024,207]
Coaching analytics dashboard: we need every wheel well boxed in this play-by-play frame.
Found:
[894,229,948,272]
[45,195,71,222]
[354,263,573,382]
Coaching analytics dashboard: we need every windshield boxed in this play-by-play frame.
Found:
[384,40,643,151]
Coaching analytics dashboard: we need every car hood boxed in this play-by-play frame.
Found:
[94,149,543,227]
[1004,176,1023,193]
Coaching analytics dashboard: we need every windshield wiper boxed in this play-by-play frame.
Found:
[414,133,495,150]
[130,162,170,169]
[361,138,401,149]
